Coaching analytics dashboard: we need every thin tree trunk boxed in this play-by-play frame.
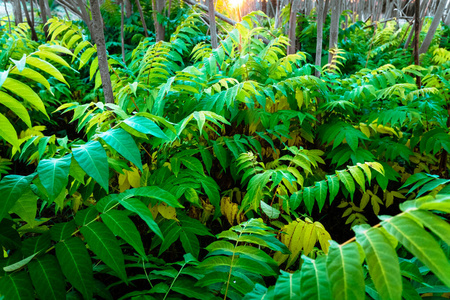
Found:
[208,0,218,49]
[328,0,341,64]
[323,0,330,23]
[135,0,148,37]
[413,0,421,87]
[20,0,38,40]
[153,0,165,41]
[4,1,12,33]
[287,0,300,55]
[121,0,125,63]
[419,0,448,55]
[316,0,325,77]
[38,0,49,38]
[13,0,23,24]
[124,0,132,18]
[90,0,115,103]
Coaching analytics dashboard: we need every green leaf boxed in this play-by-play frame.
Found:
[180,230,199,258]
[73,141,109,192]
[381,214,450,287]
[101,210,146,257]
[354,225,402,300]
[0,174,34,222]
[303,187,314,214]
[348,166,365,192]
[0,271,34,300]
[28,255,66,300]
[10,186,38,223]
[172,278,214,299]
[26,56,69,85]
[75,207,98,226]
[158,220,181,255]
[122,116,169,140]
[99,128,143,171]
[80,222,127,282]
[326,175,339,204]
[213,141,228,171]
[2,77,48,117]
[314,180,328,212]
[50,220,76,242]
[56,237,93,300]
[180,157,204,174]
[300,255,331,300]
[3,252,39,272]
[0,91,32,127]
[406,210,450,246]
[120,197,164,240]
[37,154,72,202]
[337,170,355,201]
[260,200,280,219]
[0,112,20,149]
[327,241,365,300]
[131,186,183,208]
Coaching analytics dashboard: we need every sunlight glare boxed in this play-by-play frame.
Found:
[229,0,243,8]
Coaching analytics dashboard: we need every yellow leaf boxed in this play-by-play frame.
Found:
[302,223,317,255]
[148,203,159,220]
[342,207,353,217]
[360,192,370,209]
[385,191,394,208]
[360,124,371,138]
[126,167,141,188]
[118,173,130,193]
[158,203,178,221]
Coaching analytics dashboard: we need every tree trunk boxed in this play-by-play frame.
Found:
[153,0,165,41]
[419,0,448,55]
[328,0,341,64]
[20,0,38,41]
[208,0,218,49]
[4,0,12,33]
[13,0,23,24]
[121,0,126,63]
[38,0,49,38]
[135,0,148,37]
[413,0,421,87]
[287,0,300,55]
[124,0,132,18]
[315,0,325,77]
[90,0,115,103]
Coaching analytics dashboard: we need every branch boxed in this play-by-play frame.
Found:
[183,0,236,26]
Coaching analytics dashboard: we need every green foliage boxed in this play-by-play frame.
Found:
[1,6,450,300]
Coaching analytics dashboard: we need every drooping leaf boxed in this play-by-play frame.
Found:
[0,271,34,300]
[314,180,328,212]
[326,175,339,204]
[0,91,32,127]
[123,116,169,140]
[354,225,402,300]
[327,241,365,300]
[119,197,164,239]
[337,170,355,201]
[10,186,38,223]
[37,154,72,202]
[0,174,35,222]
[101,210,146,257]
[99,128,143,171]
[2,77,48,117]
[274,269,301,299]
[300,255,331,300]
[0,112,20,149]
[80,222,127,282]
[28,255,66,300]
[381,214,450,287]
[55,237,93,300]
[72,141,109,192]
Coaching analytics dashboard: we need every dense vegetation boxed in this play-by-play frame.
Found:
[1,1,450,299]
